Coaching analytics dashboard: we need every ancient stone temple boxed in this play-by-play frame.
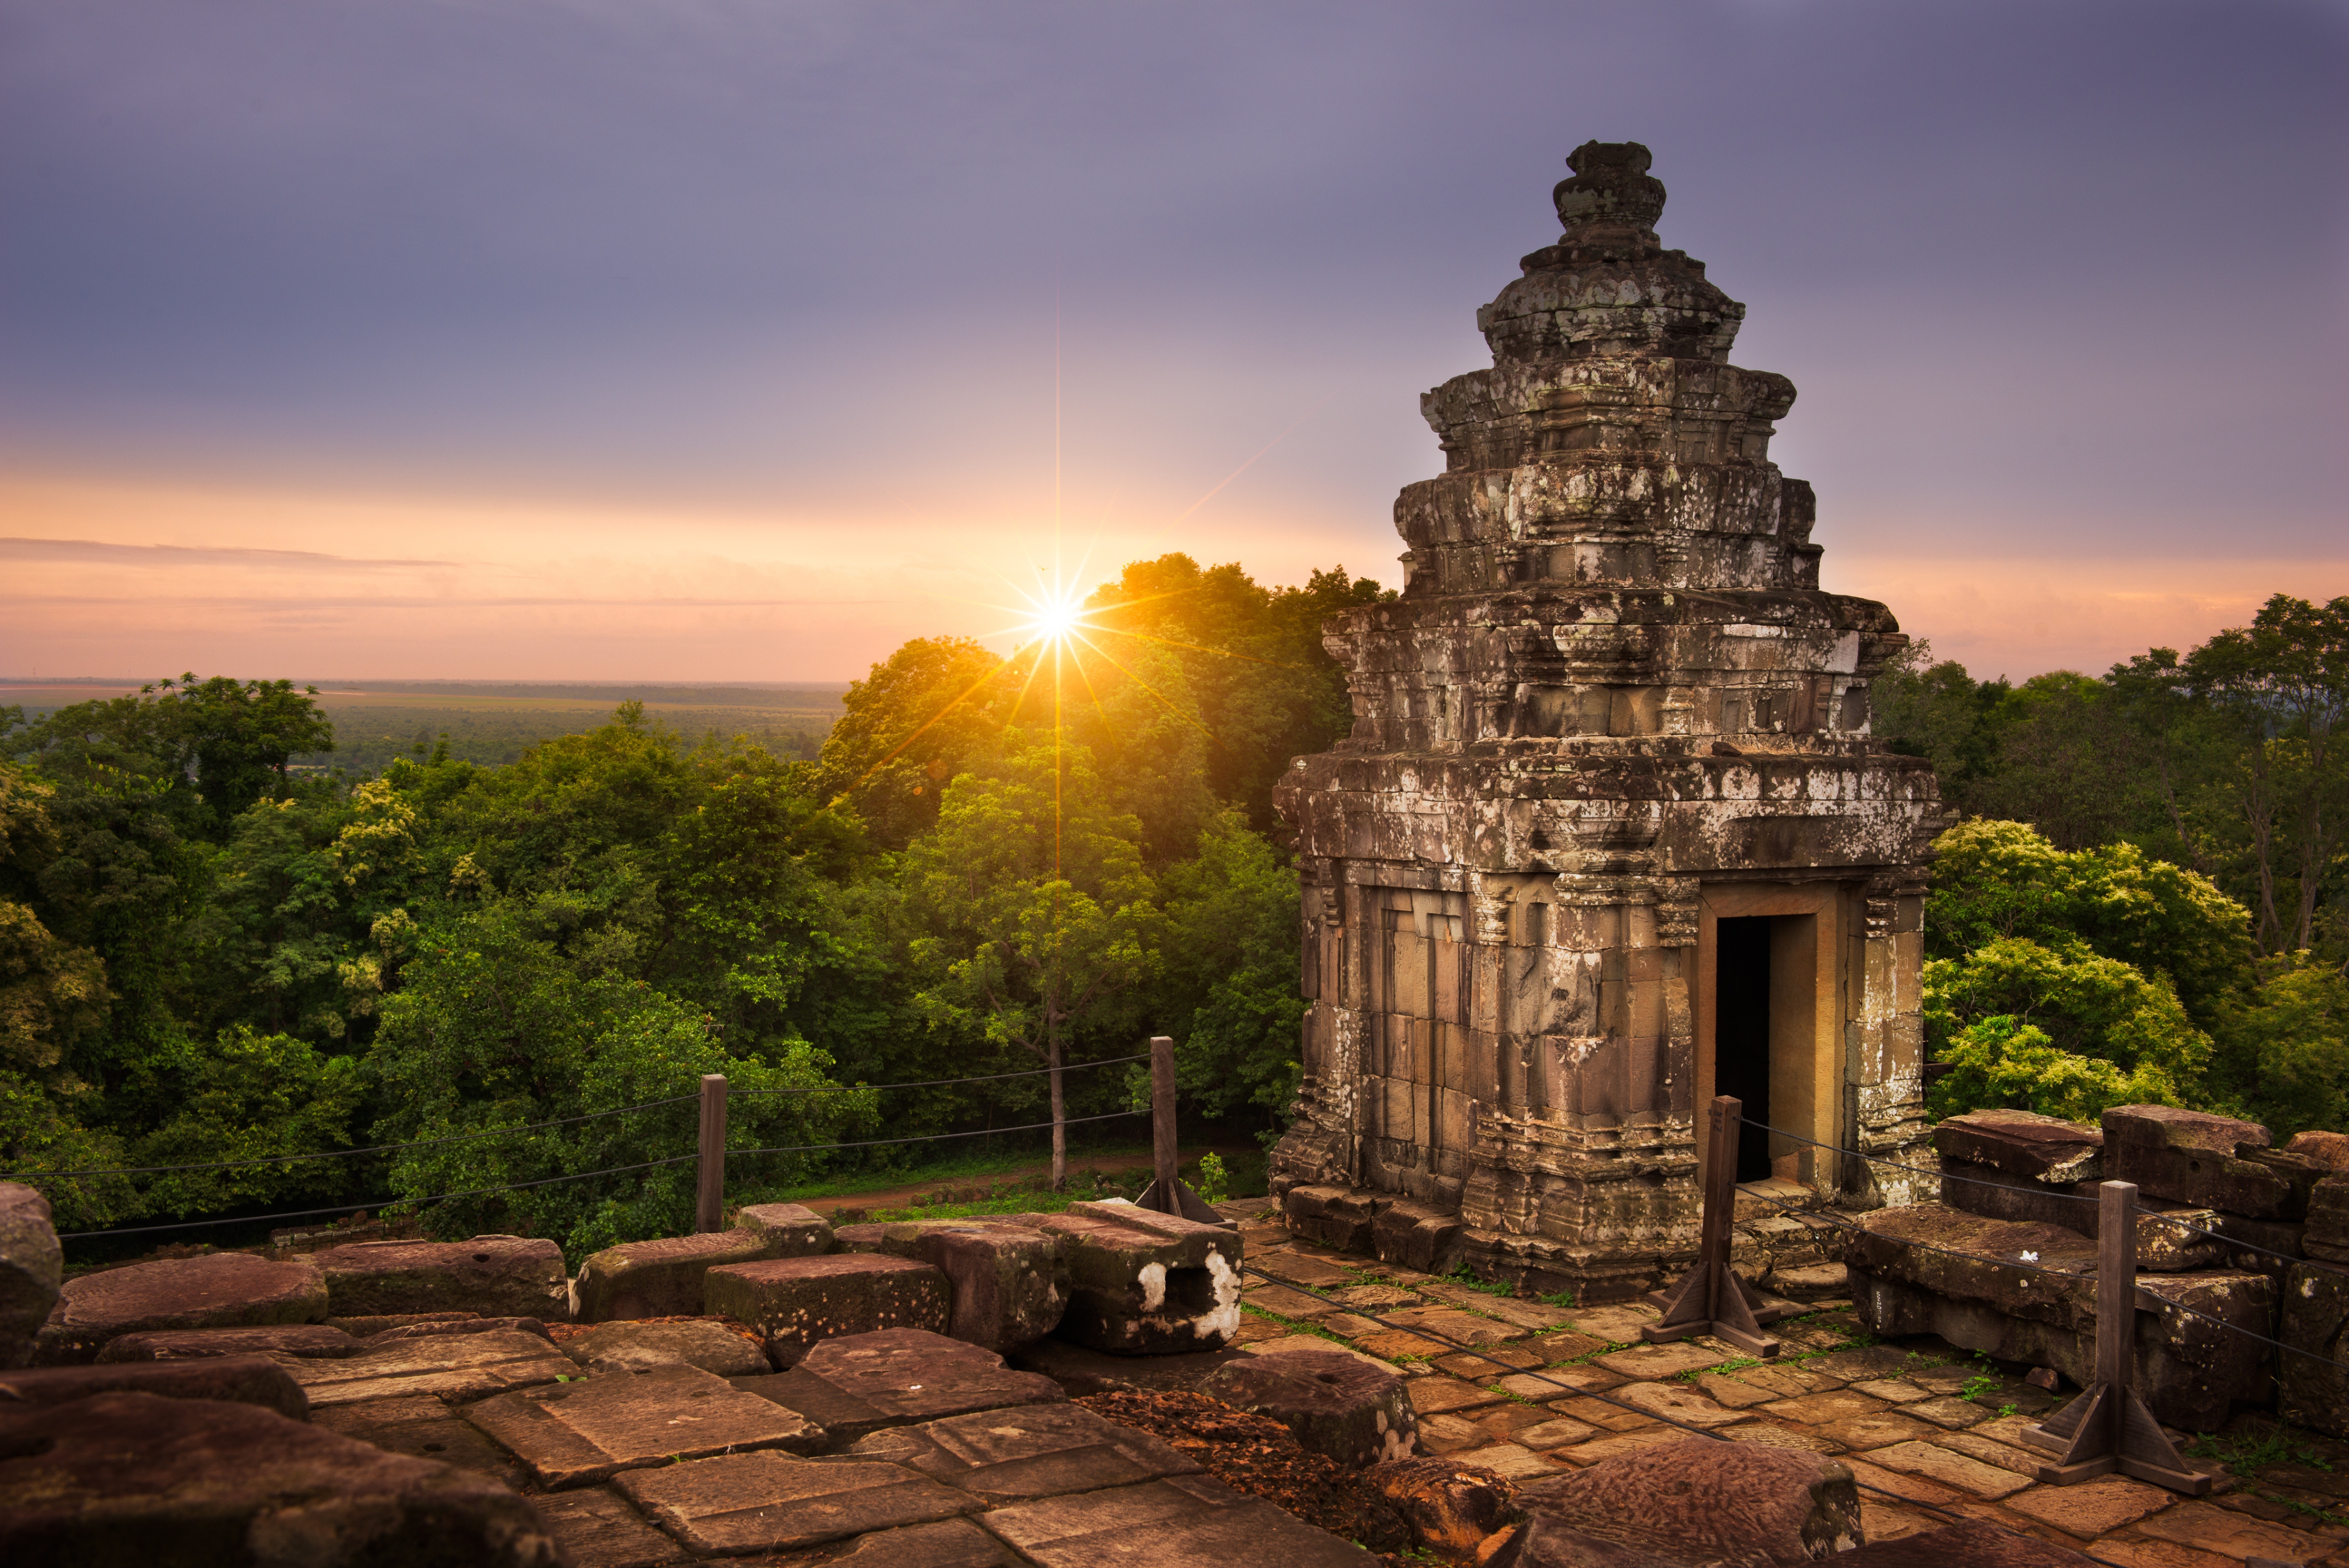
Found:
[1268,142,1953,1300]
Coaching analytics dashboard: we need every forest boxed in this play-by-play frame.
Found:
[1,568,2341,1263]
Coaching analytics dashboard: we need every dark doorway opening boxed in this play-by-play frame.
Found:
[1715,916,1773,1180]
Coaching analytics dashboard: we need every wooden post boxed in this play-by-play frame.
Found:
[1150,1035,1178,1205]
[2020,1180,2210,1493]
[1641,1095,1788,1357]
[695,1073,728,1233]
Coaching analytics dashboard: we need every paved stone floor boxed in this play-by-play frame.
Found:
[1223,1195,2349,1567]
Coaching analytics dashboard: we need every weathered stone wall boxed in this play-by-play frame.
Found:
[1270,141,1949,1298]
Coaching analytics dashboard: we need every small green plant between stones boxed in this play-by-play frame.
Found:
[1195,1153,1230,1205]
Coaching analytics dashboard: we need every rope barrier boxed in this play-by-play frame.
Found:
[729,1108,1145,1159]
[727,1054,1149,1098]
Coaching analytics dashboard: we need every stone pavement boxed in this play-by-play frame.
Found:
[1221,1194,2349,1567]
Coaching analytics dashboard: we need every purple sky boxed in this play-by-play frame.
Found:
[3,1,2343,682]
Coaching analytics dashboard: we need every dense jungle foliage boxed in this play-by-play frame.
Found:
[1,572,2340,1257]
[1884,594,2349,1130]
[0,554,1386,1256]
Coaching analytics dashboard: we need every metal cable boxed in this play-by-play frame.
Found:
[727,1054,1149,1098]
[729,1108,1145,1158]
[56,1154,699,1241]
[1234,1260,2137,1568]
[4,1093,704,1183]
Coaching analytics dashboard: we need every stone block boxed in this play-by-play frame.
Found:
[467,1362,823,1487]
[1372,1198,1463,1274]
[865,1401,1201,1501]
[560,1317,770,1376]
[2304,1173,2349,1262]
[837,1219,1069,1352]
[325,1310,477,1335]
[979,1471,1377,1567]
[1282,1184,1385,1252]
[0,1390,563,1566]
[1007,1334,1256,1397]
[0,1354,309,1419]
[2102,1102,2270,1155]
[314,1235,569,1321]
[1199,1347,1418,1466]
[1934,1109,2104,1183]
[998,1200,1241,1355]
[272,1327,578,1408]
[35,1251,328,1364]
[614,1452,980,1554]
[0,1182,60,1370]
[572,1228,789,1322]
[732,1200,835,1254]
[2105,1140,2327,1222]
[2279,1259,2349,1439]
[96,1324,358,1361]
[829,1518,1015,1567]
[734,1327,1064,1443]
[704,1253,950,1356]
[361,1315,553,1346]
[311,1392,533,1493]
[2286,1130,2349,1170]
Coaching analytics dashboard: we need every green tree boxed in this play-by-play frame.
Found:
[1148,810,1307,1129]
[814,638,1025,851]
[903,734,1162,1186]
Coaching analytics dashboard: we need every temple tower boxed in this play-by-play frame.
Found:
[1268,142,1951,1299]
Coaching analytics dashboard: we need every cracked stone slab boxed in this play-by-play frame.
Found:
[274,1328,577,1407]
[311,1392,533,1490]
[561,1319,769,1377]
[35,1252,327,1364]
[614,1453,980,1554]
[467,1362,823,1488]
[95,1324,359,1362]
[978,1471,1374,1567]
[859,1401,1203,1502]
[702,1253,950,1356]
[827,1517,1015,1567]
[0,1354,309,1419]
[733,1328,1064,1445]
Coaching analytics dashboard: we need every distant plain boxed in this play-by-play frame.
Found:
[0,678,847,772]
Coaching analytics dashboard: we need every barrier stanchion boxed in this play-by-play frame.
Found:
[1641,1095,1788,1357]
[1138,1035,1223,1224]
[2020,1179,2210,1493]
[695,1074,729,1233]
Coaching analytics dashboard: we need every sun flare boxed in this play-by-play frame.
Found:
[1011,582,1091,650]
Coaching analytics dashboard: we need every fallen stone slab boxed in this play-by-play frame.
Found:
[0,1354,309,1419]
[615,1451,980,1554]
[1199,1348,1418,1466]
[96,1323,359,1362]
[0,1182,61,1370]
[736,1327,1064,1443]
[311,1391,535,1492]
[837,1218,1069,1352]
[314,1235,570,1321]
[979,1469,1375,1567]
[0,1389,563,1566]
[1932,1169,2227,1270]
[531,1486,681,1568]
[1512,1436,1861,1561]
[35,1251,328,1364]
[468,1361,823,1488]
[860,1400,1202,1502]
[733,1201,835,1255]
[2108,1141,2328,1221]
[1009,1334,1257,1396]
[362,1315,553,1346]
[2304,1174,2349,1264]
[560,1317,769,1377]
[704,1252,950,1358]
[573,1229,791,1322]
[998,1200,1241,1355]
[1935,1109,2104,1184]
[274,1327,578,1408]
[2287,1130,2349,1170]
[326,1310,477,1335]
[2103,1103,2270,1155]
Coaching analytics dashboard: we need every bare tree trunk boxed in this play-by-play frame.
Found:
[1048,1016,1065,1190]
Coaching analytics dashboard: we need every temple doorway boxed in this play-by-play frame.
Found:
[1696,887,1839,1189]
